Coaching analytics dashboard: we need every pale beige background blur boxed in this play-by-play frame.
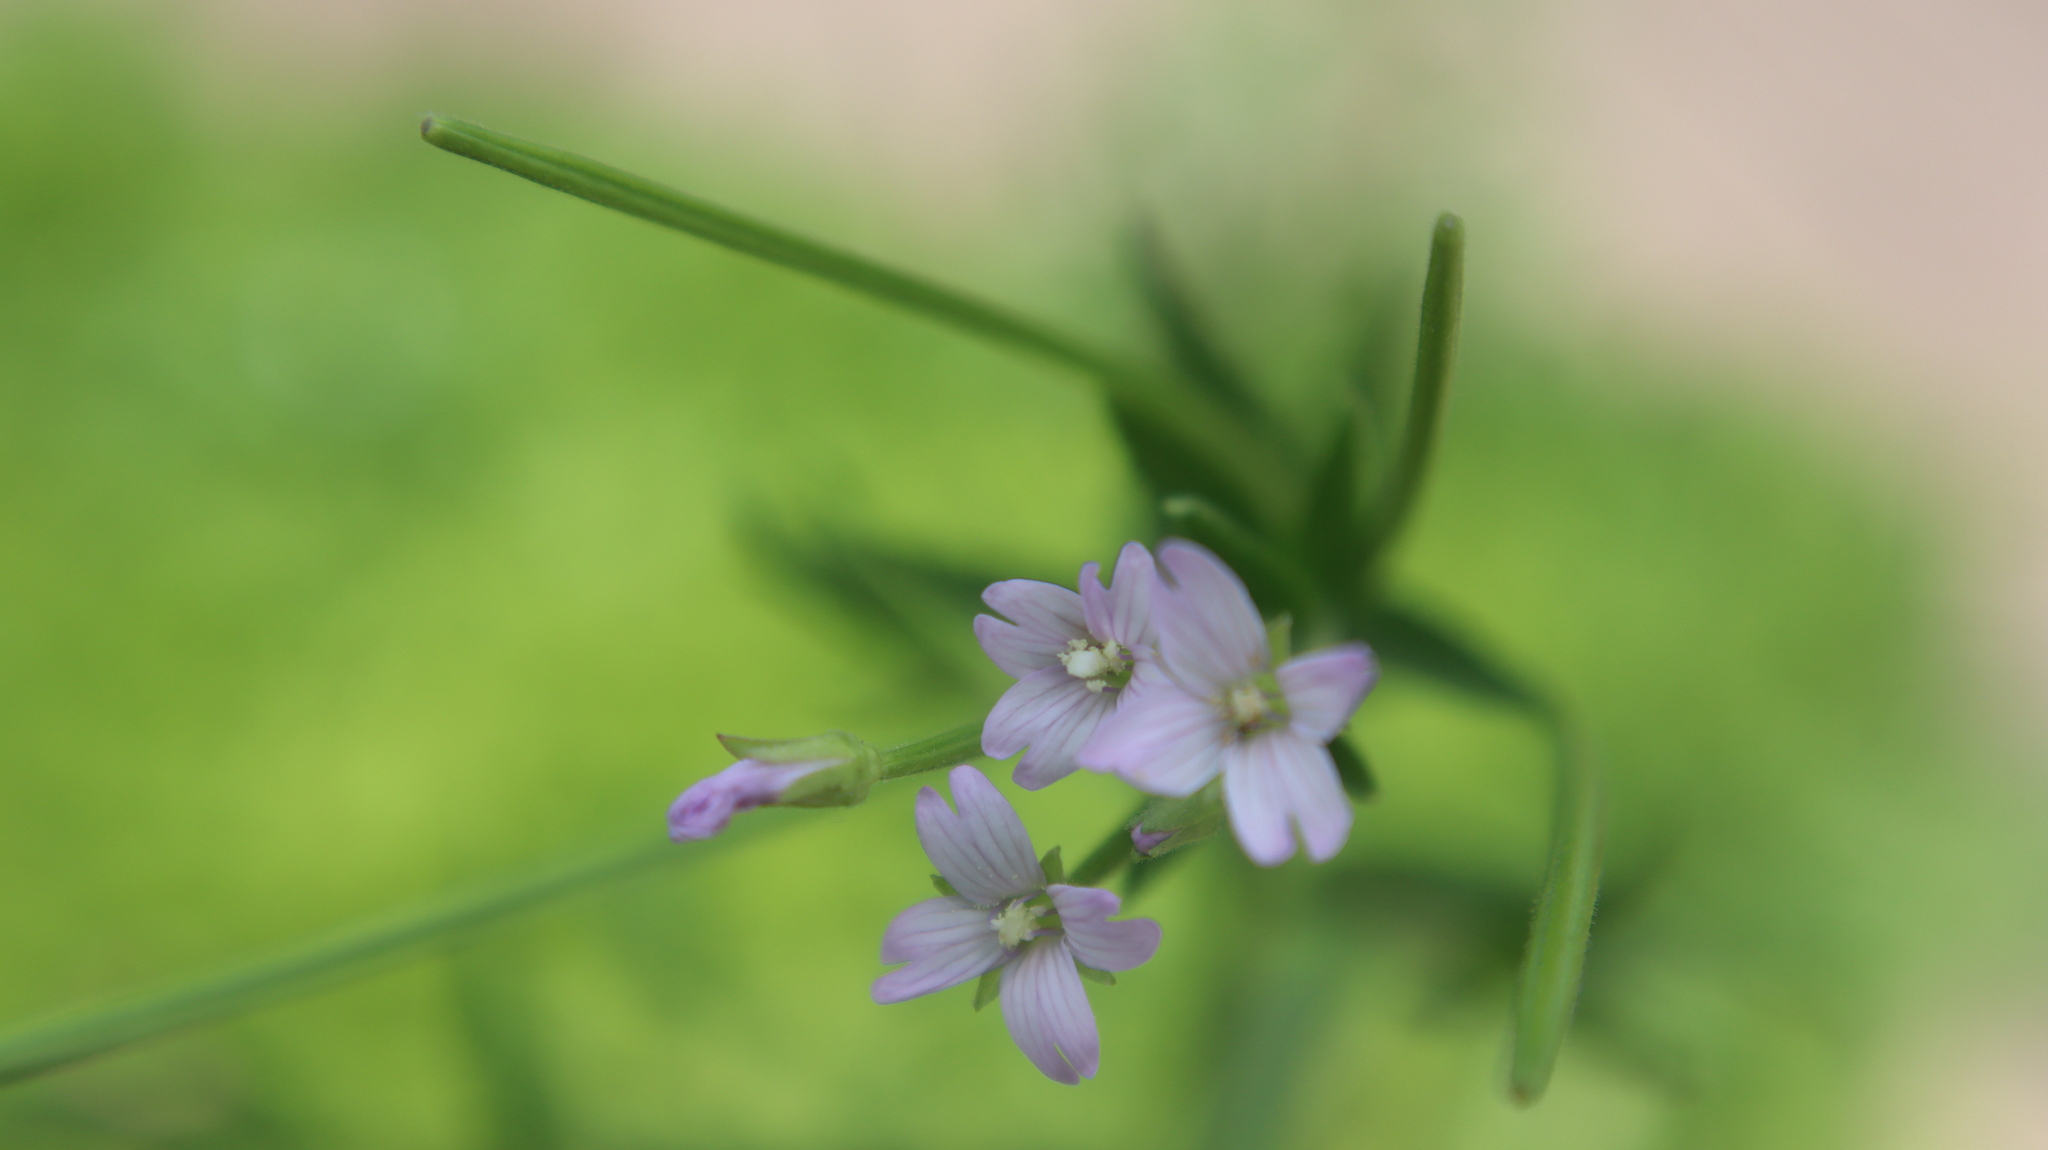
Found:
[155,0,2048,1143]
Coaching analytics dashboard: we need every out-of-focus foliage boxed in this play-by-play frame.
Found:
[1,9,2042,1150]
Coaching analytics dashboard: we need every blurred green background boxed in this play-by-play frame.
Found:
[3,5,2046,1149]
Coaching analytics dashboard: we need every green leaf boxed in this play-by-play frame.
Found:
[930,874,958,898]
[1330,734,1378,801]
[1131,221,1272,433]
[1352,599,1603,1104]
[419,115,1294,529]
[972,968,1002,1012]
[1038,845,1065,886]
[1510,716,1604,1104]
[1367,213,1464,554]
[1358,601,1530,706]
[1075,965,1117,987]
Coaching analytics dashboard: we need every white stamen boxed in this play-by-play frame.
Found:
[992,899,1043,949]
[1227,684,1273,727]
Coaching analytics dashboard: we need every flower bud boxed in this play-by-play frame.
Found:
[1127,784,1225,857]
[668,731,882,841]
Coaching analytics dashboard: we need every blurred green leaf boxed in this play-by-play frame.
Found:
[420,114,1295,529]
[1330,734,1378,801]
[1132,222,1273,436]
[1366,213,1464,555]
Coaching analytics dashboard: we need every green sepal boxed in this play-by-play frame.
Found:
[930,874,957,898]
[1130,783,1225,857]
[1038,846,1065,886]
[715,730,882,810]
[1265,614,1294,664]
[1330,735,1377,801]
[1075,965,1117,987]
[972,968,1002,1012]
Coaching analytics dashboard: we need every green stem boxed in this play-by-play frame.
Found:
[877,722,985,780]
[1370,213,1464,552]
[1509,712,1604,1104]
[0,834,692,1089]
[0,718,992,1090]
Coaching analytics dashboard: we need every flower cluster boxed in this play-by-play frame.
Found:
[666,539,1377,1083]
[979,539,1378,866]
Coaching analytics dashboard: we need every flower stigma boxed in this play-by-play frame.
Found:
[991,897,1047,949]
[1058,638,1132,694]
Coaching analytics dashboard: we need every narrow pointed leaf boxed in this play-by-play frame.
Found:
[1075,965,1117,986]
[1038,846,1065,886]
[1132,222,1271,431]
[1369,213,1464,553]
[1355,601,1602,1103]
[1511,717,1603,1103]
[419,115,1292,527]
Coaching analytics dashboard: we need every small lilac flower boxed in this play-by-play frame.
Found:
[667,758,838,841]
[975,542,1159,790]
[1080,541,1378,866]
[872,766,1162,1084]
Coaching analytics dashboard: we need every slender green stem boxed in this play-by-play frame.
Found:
[0,834,698,1088]
[0,718,992,1090]
[417,115,1293,526]
[1509,711,1604,1104]
[1371,213,1464,552]
[877,722,986,780]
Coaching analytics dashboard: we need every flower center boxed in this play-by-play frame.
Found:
[991,897,1047,949]
[1058,638,1133,694]
[1222,678,1287,738]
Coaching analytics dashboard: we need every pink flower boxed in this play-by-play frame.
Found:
[975,543,1158,790]
[1080,541,1378,866]
[872,766,1162,1084]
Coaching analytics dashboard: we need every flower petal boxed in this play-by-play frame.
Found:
[1221,730,1353,866]
[915,766,1045,905]
[974,614,1062,680]
[1000,936,1100,1084]
[872,896,1008,1003]
[984,668,1119,790]
[1078,674,1227,796]
[1154,541,1269,696]
[977,579,1089,679]
[1080,542,1157,654]
[665,759,836,842]
[1275,644,1379,743]
[1049,885,1162,972]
